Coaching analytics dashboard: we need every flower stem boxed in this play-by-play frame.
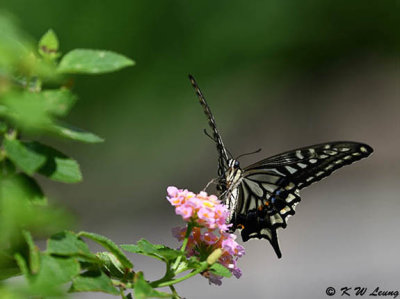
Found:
[152,262,209,288]
[169,285,179,299]
[172,222,193,270]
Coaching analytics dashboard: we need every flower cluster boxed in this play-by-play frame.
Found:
[167,186,245,285]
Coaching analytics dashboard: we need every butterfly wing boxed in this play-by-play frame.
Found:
[231,141,373,258]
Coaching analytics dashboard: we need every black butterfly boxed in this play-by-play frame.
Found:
[188,75,373,258]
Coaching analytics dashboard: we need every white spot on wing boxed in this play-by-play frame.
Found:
[297,163,307,169]
[296,150,304,159]
[285,193,296,203]
[285,182,295,190]
[280,206,291,214]
[260,229,272,238]
[270,214,283,225]
[285,166,297,174]
[324,149,338,155]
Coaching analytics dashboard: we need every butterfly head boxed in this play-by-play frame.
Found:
[225,159,243,189]
[228,159,240,169]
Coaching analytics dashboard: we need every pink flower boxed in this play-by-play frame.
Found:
[176,204,193,220]
[201,231,219,245]
[231,267,242,279]
[204,272,222,286]
[167,186,245,285]
[167,186,179,197]
[198,208,215,226]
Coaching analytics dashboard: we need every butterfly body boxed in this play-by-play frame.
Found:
[188,75,373,258]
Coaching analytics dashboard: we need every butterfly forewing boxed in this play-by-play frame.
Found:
[231,141,373,258]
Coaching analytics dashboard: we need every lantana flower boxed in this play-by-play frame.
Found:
[167,186,245,285]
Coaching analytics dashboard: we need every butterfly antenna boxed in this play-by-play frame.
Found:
[236,148,262,160]
[202,177,219,192]
[189,74,230,163]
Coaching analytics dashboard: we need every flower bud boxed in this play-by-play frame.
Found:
[207,248,223,265]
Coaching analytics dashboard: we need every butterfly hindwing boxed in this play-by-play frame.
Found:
[231,141,373,258]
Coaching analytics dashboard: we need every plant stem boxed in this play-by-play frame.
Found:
[169,285,179,299]
[172,223,193,270]
[152,262,208,288]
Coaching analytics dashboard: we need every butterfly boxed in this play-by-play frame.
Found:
[188,75,373,258]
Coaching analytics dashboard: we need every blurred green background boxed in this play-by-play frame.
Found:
[1,1,398,298]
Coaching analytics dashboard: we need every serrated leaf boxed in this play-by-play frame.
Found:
[134,272,172,299]
[47,231,97,262]
[58,49,134,74]
[122,239,184,262]
[70,270,119,295]
[24,142,82,183]
[38,29,60,60]
[78,231,133,269]
[3,138,46,175]
[208,263,232,278]
[52,123,104,143]
[41,89,77,116]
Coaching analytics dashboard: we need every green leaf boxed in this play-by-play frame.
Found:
[70,270,119,295]
[134,272,172,299]
[78,231,133,269]
[24,142,82,183]
[58,49,134,74]
[0,14,35,74]
[96,252,127,279]
[33,255,80,287]
[3,138,46,175]
[0,91,54,131]
[186,256,202,269]
[208,263,232,278]
[22,231,40,274]
[38,29,60,60]
[122,239,184,262]
[47,231,97,262]
[41,89,77,116]
[52,123,104,143]
[0,173,46,204]
[14,253,29,277]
